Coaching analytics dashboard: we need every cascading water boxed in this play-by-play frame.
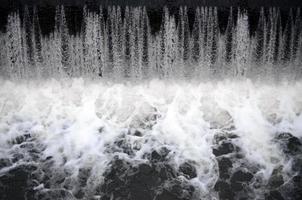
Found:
[1,6,302,80]
[0,5,302,200]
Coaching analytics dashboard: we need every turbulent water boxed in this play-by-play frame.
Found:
[0,5,302,200]
[0,79,302,199]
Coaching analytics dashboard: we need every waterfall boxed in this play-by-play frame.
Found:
[1,5,302,200]
[0,6,301,80]
[234,10,250,77]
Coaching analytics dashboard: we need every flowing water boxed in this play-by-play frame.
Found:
[0,7,302,80]
[0,6,302,200]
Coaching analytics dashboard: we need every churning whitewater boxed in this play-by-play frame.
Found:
[0,79,302,199]
[0,5,302,200]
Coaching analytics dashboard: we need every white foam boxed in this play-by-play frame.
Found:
[0,78,301,192]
